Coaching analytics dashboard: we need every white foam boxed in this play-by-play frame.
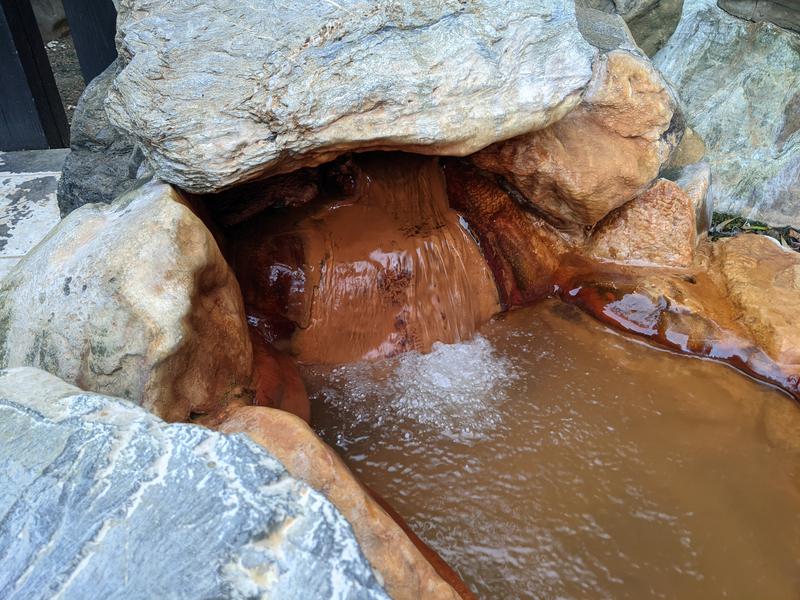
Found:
[309,335,517,443]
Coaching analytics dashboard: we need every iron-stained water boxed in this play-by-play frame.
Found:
[306,300,800,599]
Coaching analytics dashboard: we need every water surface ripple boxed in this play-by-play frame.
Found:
[306,300,800,599]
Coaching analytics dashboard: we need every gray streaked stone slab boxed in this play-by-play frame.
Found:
[0,367,389,600]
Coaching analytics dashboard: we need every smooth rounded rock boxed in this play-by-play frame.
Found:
[0,180,251,422]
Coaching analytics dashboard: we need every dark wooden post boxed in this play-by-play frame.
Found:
[0,0,69,151]
[61,0,118,83]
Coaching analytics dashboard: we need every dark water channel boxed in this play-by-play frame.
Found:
[305,299,800,599]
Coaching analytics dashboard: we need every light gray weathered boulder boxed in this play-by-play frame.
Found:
[655,0,800,227]
[0,367,389,600]
[718,0,800,33]
[107,0,596,193]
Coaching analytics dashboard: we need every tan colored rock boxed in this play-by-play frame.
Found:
[472,50,677,228]
[587,179,697,267]
[675,161,713,236]
[714,234,800,367]
[0,181,252,422]
[218,406,464,600]
[561,234,800,398]
[665,126,706,171]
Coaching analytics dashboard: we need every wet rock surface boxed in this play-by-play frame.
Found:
[229,153,500,364]
[0,180,251,422]
[472,50,680,229]
[246,328,310,423]
[713,234,800,367]
[108,0,596,193]
[0,367,389,600]
[444,160,569,306]
[558,233,800,398]
[655,0,800,227]
[57,61,141,217]
[219,406,463,600]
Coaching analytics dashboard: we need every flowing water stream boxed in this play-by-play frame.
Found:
[305,299,800,599]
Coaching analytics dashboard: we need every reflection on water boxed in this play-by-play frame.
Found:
[306,300,800,599]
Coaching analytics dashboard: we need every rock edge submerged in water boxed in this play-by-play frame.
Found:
[219,406,466,600]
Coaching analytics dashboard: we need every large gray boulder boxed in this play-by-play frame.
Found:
[577,0,684,54]
[0,180,252,423]
[719,0,800,33]
[107,0,596,193]
[57,61,141,216]
[0,367,389,600]
[655,0,800,227]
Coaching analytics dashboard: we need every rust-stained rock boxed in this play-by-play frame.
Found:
[230,153,500,364]
[472,50,679,229]
[218,406,465,600]
[713,234,800,368]
[203,168,321,228]
[444,160,569,307]
[249,328,310,422]
[557,235,800,398]
[587,179,697,267]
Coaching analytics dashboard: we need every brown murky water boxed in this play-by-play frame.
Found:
[306,300,800,599]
